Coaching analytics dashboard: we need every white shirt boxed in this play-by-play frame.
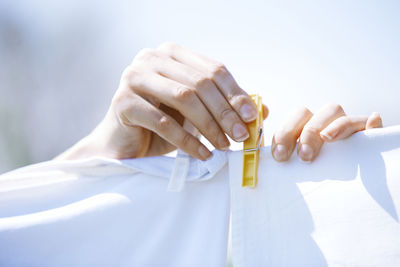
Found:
[1,125,400,267]
[229,126,400,267]
[0,151,230,267]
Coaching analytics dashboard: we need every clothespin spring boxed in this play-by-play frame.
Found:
[244,128,263,152]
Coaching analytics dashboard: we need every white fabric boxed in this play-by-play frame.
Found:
[229,125,400,267]
[1,126,400,267]
[168,150,191,192]
[0,151,230,267]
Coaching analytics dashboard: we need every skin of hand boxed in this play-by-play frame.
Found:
[56,42,263,161]
[271,104,383,162]
[56,43,383,162]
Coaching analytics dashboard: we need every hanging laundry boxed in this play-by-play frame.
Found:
[229,125,400,267]
[1,126,400,267]
[0,152,230,267]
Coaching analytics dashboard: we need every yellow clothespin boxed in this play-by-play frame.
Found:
[242,94,264,188]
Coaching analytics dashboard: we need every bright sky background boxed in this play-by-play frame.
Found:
[1,0,399,167]
[131,0,400,144]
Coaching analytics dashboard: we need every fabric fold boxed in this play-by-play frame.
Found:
[0,148,230,267]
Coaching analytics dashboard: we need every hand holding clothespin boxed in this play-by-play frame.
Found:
[169,94,263,191]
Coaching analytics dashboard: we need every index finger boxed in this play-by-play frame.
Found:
[158,42,258,123]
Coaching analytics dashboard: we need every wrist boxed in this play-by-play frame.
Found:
[55,114,150,160]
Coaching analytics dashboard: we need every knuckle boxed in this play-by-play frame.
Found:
[302,126,321,137]
[181,132,193,148]
[326,103,345,115]
[136,48,153,57]
[112,95,138,125]
[219,108,236,122]
[209,63,227,79]
[193,75,213,89]
[297,106,312,116]
[112,91,126,106]
[155,115,173,133]
[158,42,178,53]
[121,66,136,79]
[174,86,196,103]
[135,48,157,61]
[121,67,143,88]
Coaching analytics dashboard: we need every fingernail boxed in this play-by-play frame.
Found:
[273,144,288,162]
[218,133,230,150]
[240,104,257,122]
[198,146,212,160]
[233,123,249,142]
[299,144,314,162]
[320,130,333,141]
